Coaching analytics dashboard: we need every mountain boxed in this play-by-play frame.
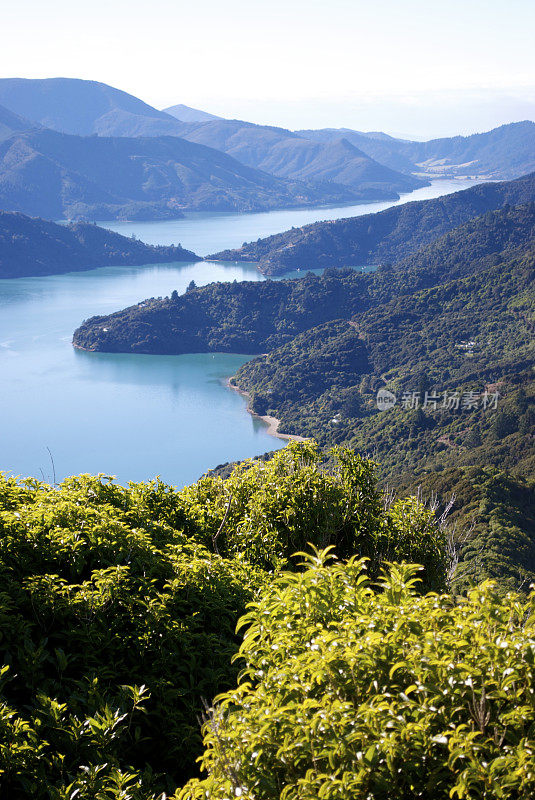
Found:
[0,77,188,139]
[234,243,534,455]
[296,127,417,172]
[164,117,427,197]
[0,102,40,142]
[72,268,371,355]
[0,79,424,201]
[164,104,222,122]
[402,121,535,179]
[210,171,535,273]
[299,121,535,179]
[0,127,358,220]
[0,211,198,277]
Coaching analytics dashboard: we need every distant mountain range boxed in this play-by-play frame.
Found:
[0,78,188,139]
[0,123,364,220]
[211,171,535,273]
[165,118,426,196]
[0,210,198,278]
[0,78,532,221]
[298,121,535,179]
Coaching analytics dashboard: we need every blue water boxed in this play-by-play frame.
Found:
[100,179,477,255]
[1,178,480,487]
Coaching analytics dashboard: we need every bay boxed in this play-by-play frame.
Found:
[0,178,479,487]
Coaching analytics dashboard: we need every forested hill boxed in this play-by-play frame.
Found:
[72,201,535,354]
[375,201,535,294]
[0,211,198,278]
[73,269,373,354]
[210,171,535,274]
[235,242,534,460]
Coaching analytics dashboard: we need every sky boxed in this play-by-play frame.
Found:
[1,0,534,137]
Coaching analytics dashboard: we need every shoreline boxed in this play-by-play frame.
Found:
[225,377,309,443]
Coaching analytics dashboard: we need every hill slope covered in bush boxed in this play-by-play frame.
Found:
[210,171,535,274]
[0,211,198,277]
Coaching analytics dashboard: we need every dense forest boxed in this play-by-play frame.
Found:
[234,240,534,448]
[72,268,372,354]
[210,171,535,274]
[0,211,198,277]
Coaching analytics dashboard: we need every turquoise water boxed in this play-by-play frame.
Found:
[100,179,477,255]
[0,260,280,487]
[1,178,480,487]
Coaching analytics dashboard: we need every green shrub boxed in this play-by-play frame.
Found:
[181,551,535,800]
[0,444,446,797]
[180,442,447,587]
[0,473,265,798]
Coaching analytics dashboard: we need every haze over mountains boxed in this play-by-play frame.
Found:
[300,121,535,179]
[0,125,362,220]
[0,78,188,138]
[0,80,425,219]
[0,77,532,222]
[164,117,426,196]
[164,104,222,123]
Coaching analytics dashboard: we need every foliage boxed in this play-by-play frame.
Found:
[396,466,535,595]
[0,472,265,797]
[179,442,447,586]
[180,551,535,800]
[0,444,446,797]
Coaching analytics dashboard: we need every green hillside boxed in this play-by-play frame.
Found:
[210,171,535,274]
[0,210,198,278]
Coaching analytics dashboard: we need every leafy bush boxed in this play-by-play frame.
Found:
[0,473,266,798]
[179,442,447,586]
[181,551,535,800]
[0,445,446,797]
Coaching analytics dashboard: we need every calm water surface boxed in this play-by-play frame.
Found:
[1,179,479,486]
[101,179,477,255]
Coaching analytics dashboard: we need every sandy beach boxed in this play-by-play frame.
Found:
[226,378,309,443]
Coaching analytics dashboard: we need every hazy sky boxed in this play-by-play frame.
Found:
[2,0,534,136]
